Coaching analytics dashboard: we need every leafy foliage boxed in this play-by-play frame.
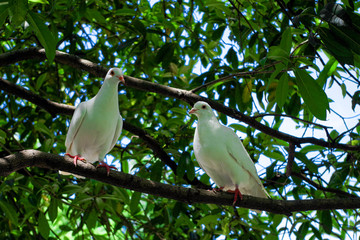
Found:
[1,0,360,239]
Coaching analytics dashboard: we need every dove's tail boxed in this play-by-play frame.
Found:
[255,186,270,199]
[59,170,85,179]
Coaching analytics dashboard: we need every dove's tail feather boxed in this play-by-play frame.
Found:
[241,181,270,199]
[251,185,270,199]
[59,170,85,179]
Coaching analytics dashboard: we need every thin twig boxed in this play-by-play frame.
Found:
[286,143,295,177]
[252,113,332,130]
[291,172,357,199]
[228,0,255,32]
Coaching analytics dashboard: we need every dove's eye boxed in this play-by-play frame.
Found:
[110,71,115,76]
[202,105,206,109]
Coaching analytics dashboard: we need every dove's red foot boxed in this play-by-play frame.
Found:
[233,187,243,205]
[227,185,243,205]
[97,161,117,175]
[65,153,85,166]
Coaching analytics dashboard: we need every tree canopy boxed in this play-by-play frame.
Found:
[1,0,360,239]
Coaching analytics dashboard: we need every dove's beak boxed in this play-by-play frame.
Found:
[189,108,197,114]
[118,75,125,84]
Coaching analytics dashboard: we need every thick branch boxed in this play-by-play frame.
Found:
[1,150,360,215]
[1,48,359,151]
[0,76,207,188]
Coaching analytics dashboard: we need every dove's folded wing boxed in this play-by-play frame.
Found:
[107,115,123,153]
[65,102,87,151]
[224,126,269,198]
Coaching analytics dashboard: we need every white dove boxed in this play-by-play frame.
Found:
[189,101,269,205]
[60,68,125,177]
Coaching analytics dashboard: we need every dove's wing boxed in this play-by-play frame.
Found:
[107,114,123,153]
[65,102,87,152]
[224,126,269,198]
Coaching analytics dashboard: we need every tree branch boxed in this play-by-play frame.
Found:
[1,149,360,215]
[1,48,359,151]
[0,76,74,117]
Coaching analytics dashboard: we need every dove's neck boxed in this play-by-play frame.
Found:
[94,79,119,108]
[197,114,220,136]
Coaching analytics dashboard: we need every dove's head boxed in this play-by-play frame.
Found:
[106,68,125,84]
[189,101,214,118]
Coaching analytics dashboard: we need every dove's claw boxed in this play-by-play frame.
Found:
[233,185,243,205]
[97,161,117,175]
[65,153,86,166]
[226,185,243,205]
[212,187,224,193]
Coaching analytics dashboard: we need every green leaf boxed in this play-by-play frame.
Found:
[197,215,218,225]
[0,200,18,225]
[296,221,310,239]
[268,46,290,63]
[329,25,360,55]
[280,27,292,54]
[300,145,325,154]
[0,129,6,144]
[36,73,47,91]
[185,152,195,180]
[114,8,137,16]
[311,225,323,239]
[352,90,360,111]
[155,43,175,68]
[272,214,284,228]
[177,151,189,178]
[132,19,146,34]
[8,0,27,25]
[35,120,53,137]
[47,198,58,222]
[318,27,354,65]
[150,160,163,182]
[225,47,238,69]
[130,191,141,215]
[340,83,346,98]
[0,2,9,26]
[294,69,329,120]
[29,0,49,3]
[38,212,50,239]
[317,57,338,87]
[85,209,97,229]
[295,152,318,174]
[27,12,56,63]
[242,80,252,103]
[229,123,247,133]
[320,210,332,234]
[276,73,289,108]
[212,25,226,41]
[328,167,350,188]
[86,8,106,24]
[284,92,301,116]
